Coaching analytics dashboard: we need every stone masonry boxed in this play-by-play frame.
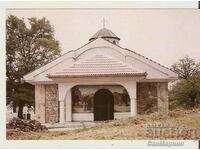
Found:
[157,82,169,112]
[137,82,158,114]
[137,82,168,114]
[35,84,59,123]
[45,84,59,123]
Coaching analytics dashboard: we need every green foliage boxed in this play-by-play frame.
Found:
[171,56,200,80]
[6,15,61,117]
[170,56,200,108]
[13,83,35,105]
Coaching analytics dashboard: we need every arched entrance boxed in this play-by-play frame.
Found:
[94,89,114,121]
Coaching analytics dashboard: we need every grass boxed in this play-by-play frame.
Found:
[7,108,200,140]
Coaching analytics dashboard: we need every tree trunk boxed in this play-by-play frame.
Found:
[13,102,17,113]
[18,103,24,119]
[190,96,196,107]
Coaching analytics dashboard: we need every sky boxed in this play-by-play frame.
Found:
[6,9,200,67]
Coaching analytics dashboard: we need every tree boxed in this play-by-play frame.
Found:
[170,57,200,108]
[171,56,200,80]
[6,15,61,118]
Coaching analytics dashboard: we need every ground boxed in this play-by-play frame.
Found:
[7,108,200,140]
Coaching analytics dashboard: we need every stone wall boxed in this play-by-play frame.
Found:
[137,82,168,114]
[45,84,59,123]
[157,82,169,112]
[35,84,59,123]
[137,82,158,114]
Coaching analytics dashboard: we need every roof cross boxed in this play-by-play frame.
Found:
[101,18,107,28]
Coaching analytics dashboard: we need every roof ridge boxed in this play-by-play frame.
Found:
[23,50,73,78]
[101,37,172,71]
[123,48,175,72]
[24,39,99,79]
[100,38,177,75]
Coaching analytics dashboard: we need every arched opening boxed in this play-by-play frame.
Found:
[71,84,131,121]
[94,89,114,121]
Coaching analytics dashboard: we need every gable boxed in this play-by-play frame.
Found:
[47,52,146,78]
[73,38,177,80]
[23,38,178,83]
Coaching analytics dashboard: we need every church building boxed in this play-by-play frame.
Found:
[23,27,178,124]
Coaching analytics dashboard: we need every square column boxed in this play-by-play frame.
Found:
[130,82,137,117]
[59,101,65,124]
[157,82,169,112]
[121,81,137,117]
[65,90,72,121]
[35,85,46,123]
[58,83,73,123]
[58,83,66,124]
[130,98,137,117]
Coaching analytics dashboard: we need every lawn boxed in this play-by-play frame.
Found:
[7,108,200,140]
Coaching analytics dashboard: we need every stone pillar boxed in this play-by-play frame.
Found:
[45,84,59,123]
[35,85,45,123]
[58,83,73,123]
[136,82,158,114]
[157,82,169,112]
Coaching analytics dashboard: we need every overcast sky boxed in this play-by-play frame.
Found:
[6,9,200,67]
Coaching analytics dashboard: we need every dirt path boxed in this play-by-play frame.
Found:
[7,109,200,140]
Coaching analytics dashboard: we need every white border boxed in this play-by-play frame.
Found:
[0,1,199,149]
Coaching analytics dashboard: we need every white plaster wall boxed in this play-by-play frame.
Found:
[75,47,125,63]
[74,38,126,58]
[24,51,74,81]
[72,112,130,121]
[35,85,45,123]
[114,112,131,120]
[72,113,94,121]
[58,83,75,123]
[126,56,168,79]
[55,77,139,122]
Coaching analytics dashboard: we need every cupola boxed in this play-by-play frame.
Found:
[89,28,120,45]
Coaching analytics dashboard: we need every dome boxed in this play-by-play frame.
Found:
[89,28,120,42]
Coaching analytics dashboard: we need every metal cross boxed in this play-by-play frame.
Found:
[101,18,107,28]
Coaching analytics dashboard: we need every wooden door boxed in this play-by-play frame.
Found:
[94,89,114,121]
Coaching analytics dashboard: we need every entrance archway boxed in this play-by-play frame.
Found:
[94,89,114,121]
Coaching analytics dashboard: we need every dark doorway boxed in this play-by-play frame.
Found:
[94,89,114,121]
